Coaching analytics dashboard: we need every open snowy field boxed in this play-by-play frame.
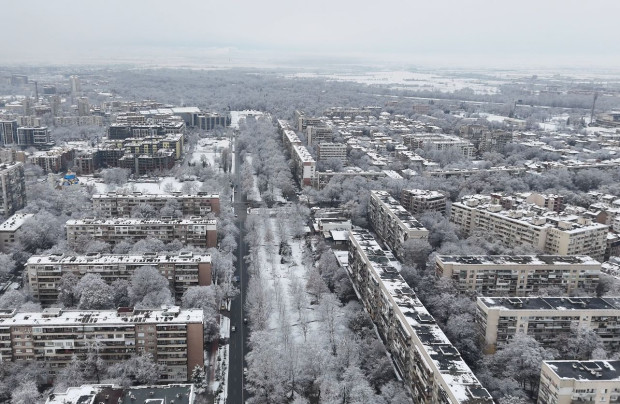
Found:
[191,137,231,169]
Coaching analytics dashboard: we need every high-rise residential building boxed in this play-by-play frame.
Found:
[0,306,204,382]
[66,217,217,248]
[16,126,52,147]
[401,189,447,216]
[307,125,334,145]
[368,190,429,255]
[450,195,608,261]
[538,360,620,404]
[46,384,197,404]
[77,97,90,116]
[476,296,620,353]
[316,142,347,163]
[0,162,26,216]
[402,133,475,159]
[435,255,600,297]
[0,213,33,253]
[348,229,492,404]
[92,192,220,217]
[27,252,212,305]
[70,75,81,94]
[0,120,18,146]
[291,145,316,187]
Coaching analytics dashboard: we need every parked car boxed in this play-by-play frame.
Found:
[231,325,236,332]
[243,317,248,324]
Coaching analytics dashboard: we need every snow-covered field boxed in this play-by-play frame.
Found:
[191,137,231,170]
[82,176,189,194]
[286,70,501,95]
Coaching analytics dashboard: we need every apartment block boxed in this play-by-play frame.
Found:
[307,125,334,145]
[401,189,447,216]
[0,306,204,382]
[476,297,620,353]
[27,252,212,305]
[92,192,220,217]
[538,360,620,404]
[348,229,492,404]
[0,213,33,253]
[47,384,197,404]
[450,195,608,261]
[402,133,475,159]
[293,110,323,132]
[459,125,513,154]
[29,147,75,173]
[317,142,347,163]
[435,255,600,297]
[16,126,52,147]
[368,190,429,255]
[66,217,217,249]
[282,129,302,154]
[0,120,18,146]
[0,162,27,216]
[291,145,316,187]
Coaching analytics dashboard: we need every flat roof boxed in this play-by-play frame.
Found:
[479,296,620,312]
[544,360,620,381]
[350,229,491,403]
[92,192,219,200]
[437,255,600,267]
[0,307,203,327]
[27,252,210,267]
[0,213,34,232]
[66,218,216,226]
[371,190,428,231]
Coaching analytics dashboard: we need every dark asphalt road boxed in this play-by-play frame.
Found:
[227,141,250,404]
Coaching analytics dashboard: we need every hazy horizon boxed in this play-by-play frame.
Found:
[2,0,620,70]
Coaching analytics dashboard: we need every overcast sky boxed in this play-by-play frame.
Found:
[3,0,619,68]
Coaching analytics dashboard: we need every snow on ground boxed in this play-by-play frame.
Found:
[81,175,189,194]
[245,155,262,203]
[230,110,266,129]
[213,344,229,404]
[285,70,501,95]
[249,209,325,343]
[191,137,231,170]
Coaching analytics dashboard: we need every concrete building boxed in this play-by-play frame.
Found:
[402,133,475,159]
[401,189,447,216]
[0,306,204,382]
[29,147,75,173]
[368,190,429,255]
[0,120,18,146]
[16,126,52,147]
[282,129,302,154]
[66,217,217,249]
[196,112,230,130]
[0,213,33,253]
[46,384,197,404]
[348,229,492,404]
[435,255,600,297]
[450,195,608,261]
[291,144,316,187]
[317,142,347,163]
[538,360,620,404]
[77,97,90,116]
[307,125,334,145]
[27,252,211,304]
[0,162,26,216]
[294,110,323,132]
[70,75,81,94]
[92,192,220,217]
[476,297,620,353]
